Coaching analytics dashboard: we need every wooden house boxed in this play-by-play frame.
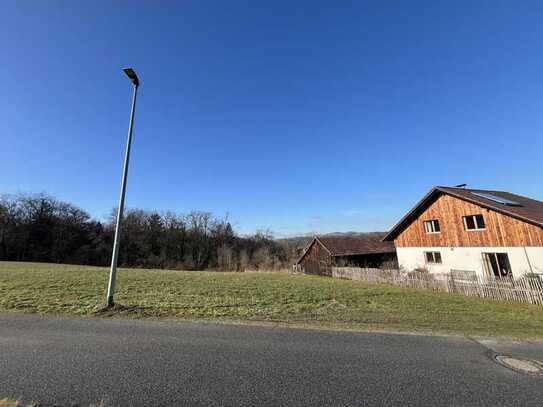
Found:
[383,187,543,279]
[296,234,397,276]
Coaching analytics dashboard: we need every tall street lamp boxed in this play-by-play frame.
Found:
[106,68,140,307]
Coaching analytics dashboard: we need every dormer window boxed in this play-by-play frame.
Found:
[463,214,485,231]
[423,219,440,234]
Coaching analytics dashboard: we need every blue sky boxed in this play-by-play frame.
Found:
[2,1,542,237]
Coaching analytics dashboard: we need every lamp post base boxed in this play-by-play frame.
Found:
[106,296,115,308]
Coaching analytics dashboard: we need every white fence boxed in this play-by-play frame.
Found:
[332,267,543,305]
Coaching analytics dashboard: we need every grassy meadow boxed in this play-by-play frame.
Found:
[1,261,543,338]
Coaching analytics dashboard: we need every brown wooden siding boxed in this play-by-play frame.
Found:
[299,240,332,276]
[395,194,543,247]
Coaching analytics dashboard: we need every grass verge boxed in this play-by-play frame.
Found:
[1,261,543,338]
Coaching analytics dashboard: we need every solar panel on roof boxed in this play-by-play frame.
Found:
[471,192,522,206]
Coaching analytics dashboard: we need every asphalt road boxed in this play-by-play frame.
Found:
[1,314,542,406]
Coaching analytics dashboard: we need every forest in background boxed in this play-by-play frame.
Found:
[0,193,308,271]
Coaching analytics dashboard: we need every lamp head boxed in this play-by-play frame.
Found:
[123,68,139,87]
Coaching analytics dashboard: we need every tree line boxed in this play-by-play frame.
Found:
[0,193,303,270]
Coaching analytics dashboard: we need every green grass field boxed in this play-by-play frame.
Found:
[1,261,542,338]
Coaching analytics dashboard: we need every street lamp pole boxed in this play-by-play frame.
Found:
[106,68,140,307]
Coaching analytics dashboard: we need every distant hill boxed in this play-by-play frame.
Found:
[277,231,388,243]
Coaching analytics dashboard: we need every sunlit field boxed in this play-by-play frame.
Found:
[1,261,542,338]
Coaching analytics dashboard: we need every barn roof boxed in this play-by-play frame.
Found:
[296,233,395,264]
[316,234,396,256]
[383,186,543,241]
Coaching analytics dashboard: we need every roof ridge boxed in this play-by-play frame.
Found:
[437,186,508,194]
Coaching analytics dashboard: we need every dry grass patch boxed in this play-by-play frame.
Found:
[0,400,27,407]
[0,399,104,407]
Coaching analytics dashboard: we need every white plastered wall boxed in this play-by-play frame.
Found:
[396,246,543,279]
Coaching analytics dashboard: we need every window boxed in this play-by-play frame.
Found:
[463,214,485,230]
[483,253,512,278]
[424,251,442,264]
[423,219,440,233]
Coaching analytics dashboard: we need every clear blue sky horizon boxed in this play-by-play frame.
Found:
[2,1,542,237]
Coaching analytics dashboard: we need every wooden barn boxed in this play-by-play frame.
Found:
[295,234,397,276]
